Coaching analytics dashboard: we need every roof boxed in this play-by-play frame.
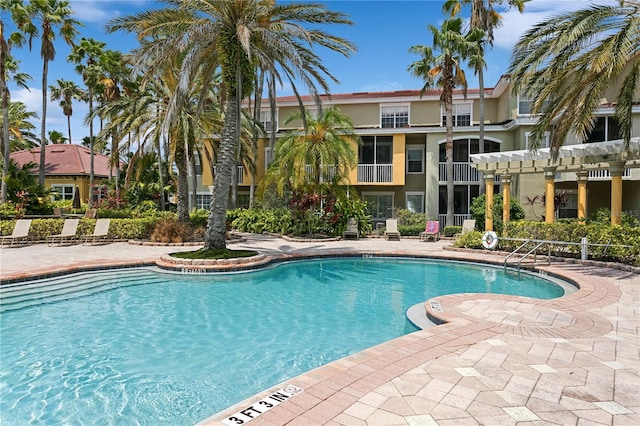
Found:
[470,137,640,174]
[10,144,117,178]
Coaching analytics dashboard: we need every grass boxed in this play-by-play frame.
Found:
[170,248,258,260]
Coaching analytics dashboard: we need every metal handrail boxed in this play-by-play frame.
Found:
[500,237,632,274]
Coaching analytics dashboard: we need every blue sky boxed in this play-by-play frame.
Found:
[5,0,592,145]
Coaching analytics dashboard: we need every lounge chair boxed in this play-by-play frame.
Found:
[0,219,32,247]
[420,220,439,242]
[342,217,360,240]
[53,207,66,217]
[84,208,97,219]
[46,218,80,246]
[384,219,400,241]
[461,219,476,234]
[81,219,110,244]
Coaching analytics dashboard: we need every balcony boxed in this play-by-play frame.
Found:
[438,214,471,229]
[357,164,393,183]
[212,165,244,184]
[304,164,337,182]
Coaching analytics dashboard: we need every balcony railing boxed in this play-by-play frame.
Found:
[304,164,337,182]
[357,164,393,183]
[212,165,244,184]
[439,162,500,183]
[438,214,471,229]
[588,169,631,179]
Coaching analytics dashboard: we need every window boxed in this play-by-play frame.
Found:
[259,109,277,132]
[405,192,424,213]
[237,193,250,209]
[195,193,211,209]
[518,95,551,116]
[381,105,409,128]
[50,184,74,201]
[363,193,394,219]
[406,146,424,174]
[525,132,551,150]
[586,117,620,143]
[442,103,471,127]
[359,136,392,164]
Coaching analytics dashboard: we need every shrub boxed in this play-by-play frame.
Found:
[443,226,461,237]
[393,208,427,226]
[151,219,195,243]
[397,224,424,236]
[470,193,525,234]
[453,230,483,249]
[190,208,209,228]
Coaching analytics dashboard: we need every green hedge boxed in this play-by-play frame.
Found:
[499,221,639,266]
[0,218,159,241]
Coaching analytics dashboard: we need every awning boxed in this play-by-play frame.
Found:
[470,137,640,174]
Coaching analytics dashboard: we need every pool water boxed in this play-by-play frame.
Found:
[0,257,564,425]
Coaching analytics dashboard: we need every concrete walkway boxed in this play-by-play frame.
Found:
[1,235,639,426]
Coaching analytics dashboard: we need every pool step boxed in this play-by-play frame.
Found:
[0,271,154,312]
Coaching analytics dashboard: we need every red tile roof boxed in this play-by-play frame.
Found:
[269,88,489,104]
[10,144,116,177]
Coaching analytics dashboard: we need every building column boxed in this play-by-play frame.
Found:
[484,170,496,231]
[576,170,589,220]
[544,167,557,224]
[502,174,512,226]
[609,161,626,225]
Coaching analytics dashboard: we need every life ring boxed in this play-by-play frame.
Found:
[482,231,498,250]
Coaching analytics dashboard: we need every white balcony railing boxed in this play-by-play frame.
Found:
[439,162,500,183]
[438,214,472,229]
[304,164,337,182]
[212,165,244,184]
[588,169,631,179]
[357,164,393,183]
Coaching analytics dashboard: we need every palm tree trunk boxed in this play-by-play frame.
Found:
[39,59,49,186]
[175,139,190,223]
[88,88,95,203]
[0,38,9,203]
[67,113,72,144]
[205,94,238,250]
[190,151,197,211]
[444,72,455,228]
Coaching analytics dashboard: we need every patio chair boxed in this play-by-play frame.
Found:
[46,218,80,246]
[80,219,111,245]
[53,207,66,217]
[84,208,97,219]
[342,217,360,240]
[0,219,32,247]
[384,219,401,241]
[461,219,476,234]
[420,220,440,242]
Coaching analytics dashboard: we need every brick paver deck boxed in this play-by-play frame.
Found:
[1,235,638,425]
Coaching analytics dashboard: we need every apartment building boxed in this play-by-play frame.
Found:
[191,74,640,229]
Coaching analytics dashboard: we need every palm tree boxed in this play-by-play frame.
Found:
[47,129,66,144]
[263,106,360,198]
[68,37,106,201]
[408,18,482,227]
[509,0,640,157]
[107,0,355,250]
[444,0,525,193]
[49,79,83,144]
[0,101,38,151]
[1,0,30,202]
[15,0,79,185]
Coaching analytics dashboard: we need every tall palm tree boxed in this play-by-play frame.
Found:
[263,106,360,197]
[108,0,355,250]
[14,0,79,185]
[509,0,640,158]
[408,18,482,227]
[444,0,525,194]
[49,78,83,144]
[47,129,65,144]
[1,0,30,202]
[68,37,106,202]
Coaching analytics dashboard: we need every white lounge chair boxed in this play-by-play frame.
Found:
[342,217,360,240]
[81,219,110,244]
[384,219,400,241]
[46,218,80,246]
[0,219,32,247]
[461,219,476,234]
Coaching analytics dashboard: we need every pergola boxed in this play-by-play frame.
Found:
[470,137,640,229]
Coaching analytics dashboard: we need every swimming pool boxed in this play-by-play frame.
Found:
[0,257,566,425]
